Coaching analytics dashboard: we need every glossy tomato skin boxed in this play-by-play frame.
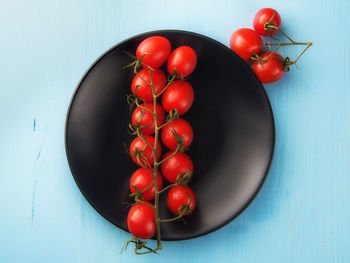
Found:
[167,46,197,78]
[253,8,281,36]
[130,135,162,166]
[136,36,171,69]
[161,118,193,150]
[167,185,196,215]
[127,202,155,239]
[251,52,285,84]
[230,28,262,61]
[131,69,166,102]
[130,168,163,201]
[161,151,193,183]
[132,103,165,135]
[162,80,194,115]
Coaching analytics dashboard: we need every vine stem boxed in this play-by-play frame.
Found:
[125,55,184,254]
[159,212,185,222]
[148,69,163,251]
[291,43,312,65]
[135,198,155,209]
[155,73,177,98]
[158,183,179,195]
[148,66,182,251]
[266,41,313,47]
[261,41,313,66]
[155,146,180,166]
[259,20,313,66]
[149,73,181,252]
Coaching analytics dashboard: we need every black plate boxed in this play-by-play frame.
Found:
[65,30,275,241]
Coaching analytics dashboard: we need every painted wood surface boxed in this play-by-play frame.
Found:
[1,0,349,262]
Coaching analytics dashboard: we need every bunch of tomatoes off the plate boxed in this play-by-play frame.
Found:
[123,35,197,254]
[230,7,313,83]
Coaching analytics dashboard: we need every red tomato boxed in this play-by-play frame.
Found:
[131,69,166,102]
[130,168,163,201]
[132,103,165,135]
[130,135,162,166]
[251,52,285,84]
[230,28,262,61]
[167,46,197,78]
[162,80,194,115]
[161,118,193,150]
[166,185,196,215]
[253,8,281,36]
[127,202,155,239]
[136,36,171,69]
[161,151,193,183]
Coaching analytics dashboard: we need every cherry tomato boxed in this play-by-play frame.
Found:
[161,118,193,150]
[131,69,166,102]
[162,80,194,115]
[251,52,285,84]
[166,185,196,215]
[161,151,193,183]
[130,168,163,201]
[130,135,162,166]
[230,28,262,61]
[132,103,165,135]
[136,36,171,69]
[167,46,197,78]
[253,8,281,36]
[127,202,155,239]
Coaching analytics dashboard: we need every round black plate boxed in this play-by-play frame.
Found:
[65,30,275,241]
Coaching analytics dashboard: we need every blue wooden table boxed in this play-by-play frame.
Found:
[1,0,349,262]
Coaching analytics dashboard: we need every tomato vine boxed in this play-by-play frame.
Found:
[122,52,192,255]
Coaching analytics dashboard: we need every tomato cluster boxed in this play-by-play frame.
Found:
[230,8,285,84]
[126,36,197,240]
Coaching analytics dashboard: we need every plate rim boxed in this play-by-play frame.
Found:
[65,29,276,241]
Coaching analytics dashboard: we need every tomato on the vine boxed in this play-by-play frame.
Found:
[130,168,163,201]
[230,28,262,61]
[167,46,197,78]
[161,151,193,183]
[253,8,281,36]
[161,118,193,150]
[136,36,171,69]
[167,185,196,215]
[162,80,194,115]
[131,69,166,102]
[132,102,165,135]
[251,52,285,83]
[127,202,155,239]
[130,135,162,166]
